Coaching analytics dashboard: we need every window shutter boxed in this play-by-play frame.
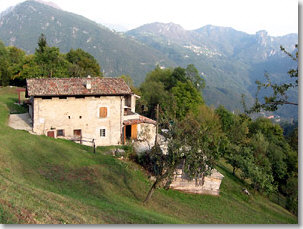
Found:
[99,107,107,118]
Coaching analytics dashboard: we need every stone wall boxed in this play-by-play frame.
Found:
[132,123,156,153]
[32,95,124,146]
[169,168,224,196]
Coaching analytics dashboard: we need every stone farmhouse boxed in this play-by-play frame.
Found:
[25,76,224,195]
[26,76,156,147]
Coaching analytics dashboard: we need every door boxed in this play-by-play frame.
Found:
[122,126,126,144]
[73,129,82,138]
[74,129,82,144]
[131,124,137,140]
[47,131,55,138]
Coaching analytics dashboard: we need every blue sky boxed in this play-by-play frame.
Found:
[0,0,298,36]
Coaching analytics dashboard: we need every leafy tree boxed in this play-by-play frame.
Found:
[243,44,298,113]
[215,105,235,133]
[6,46,26,85]
[215,106,250,175]
[34,34,70,78]
[287,127,298,152]
[36,33,47,54]
[139,65,204,121]
[0,41,10,86]
[171,81,204,120]
[284,176,298,215]
[140,79,170,119]
[143,105,223,203]
[226,117,250,175]
[185,64,205,91]
[139,66,172,118]
[66,48,101,77]
[14,54,42,80]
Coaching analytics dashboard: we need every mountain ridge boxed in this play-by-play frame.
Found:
[0,1,298,120]
[0,0,175,84]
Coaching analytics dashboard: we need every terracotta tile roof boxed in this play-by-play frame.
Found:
[123,115,156,126]
[26,77,132,96]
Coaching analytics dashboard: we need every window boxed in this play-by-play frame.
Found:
[57,129,65,137]
[100,129,106,137]
[99,107,108,118]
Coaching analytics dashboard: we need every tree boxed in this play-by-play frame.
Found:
[139,67,173,119]
[36,33,47,54]
[243,44,298,113]
[139,65,204,121]
[7,46,26,86]
[143,105,223,203]
[185,64,205,91]
[0,41,10,86]
[171,81,204,120]
[215,105,235,133]
[34,34,70,78]
[66,48,101,77]
[215,106,250,176]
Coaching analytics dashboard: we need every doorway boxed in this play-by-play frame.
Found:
[47,130,55,138]
[125,125,131,139]
[73,129,82,138]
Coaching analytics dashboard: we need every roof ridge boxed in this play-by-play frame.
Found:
[26,77,132,96]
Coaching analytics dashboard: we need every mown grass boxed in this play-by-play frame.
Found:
[0,87,298,224]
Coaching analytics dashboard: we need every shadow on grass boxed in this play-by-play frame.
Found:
[4,97,28,114]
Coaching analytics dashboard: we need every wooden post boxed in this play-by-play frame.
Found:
[93,139,96,154]
[155,104,159,146]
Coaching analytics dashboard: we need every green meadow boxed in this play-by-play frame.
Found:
[0,87,297,224]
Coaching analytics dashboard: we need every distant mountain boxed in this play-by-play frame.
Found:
[0,1,298,120]
[0,0,175,84]
[127,23,298,120]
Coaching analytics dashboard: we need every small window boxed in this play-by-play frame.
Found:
[68,116,71,119]
[99,107,108,118]
[57,129,65,137]
[79,116,82,119]
[100,129,106,137]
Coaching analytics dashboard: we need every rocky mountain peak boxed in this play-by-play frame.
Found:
[256,30,270,46]
[31,0,61,10]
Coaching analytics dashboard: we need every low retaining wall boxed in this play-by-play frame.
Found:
[169,169,224,196]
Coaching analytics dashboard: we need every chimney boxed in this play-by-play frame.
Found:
[86,75,91,90]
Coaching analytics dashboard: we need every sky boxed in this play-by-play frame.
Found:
[0,0,298,36]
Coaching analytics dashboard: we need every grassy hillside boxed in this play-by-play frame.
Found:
[0,87,297,224]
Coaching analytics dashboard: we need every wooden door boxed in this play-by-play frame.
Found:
[131,124,137,140]
[73,129,82,137]
[47,131,55,138]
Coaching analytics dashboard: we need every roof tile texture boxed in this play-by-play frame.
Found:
[26,77,132,96]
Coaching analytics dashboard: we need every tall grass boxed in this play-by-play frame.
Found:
[0,87,297,224]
